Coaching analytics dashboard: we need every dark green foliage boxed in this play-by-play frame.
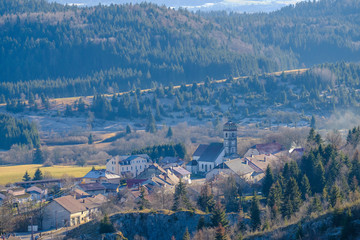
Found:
[0,114,40,150]
[197,184,215,213]
[310,115,316,129]
[197,216,206,230]
[182,228,190,240]
[126,125,131,134]
[267,181,282,219]
[33,147,44,164]
[172,180,192,211]
[347,127,360,147]
[224,176,242,212]
[99,214,115,234]
[22,171,31,182]
[330,185,341,208]
[146,111,157,133]
[138,186,150,210]
[281,177,301,219]
[166,127,173,138]
[211,201,229,228]
[33,168,43,181]
[132,143,186,160]
[250,193,261,231]
[88,134,94,144]
[300,174,312,200]
[262,165,274,198]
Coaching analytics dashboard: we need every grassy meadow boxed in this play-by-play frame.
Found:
[0,164,105,185]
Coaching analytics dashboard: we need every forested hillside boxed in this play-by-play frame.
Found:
[1,0,360,101]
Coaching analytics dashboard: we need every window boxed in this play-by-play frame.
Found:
[225,133,228,138]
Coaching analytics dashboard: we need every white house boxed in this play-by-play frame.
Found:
[106,154,152,178]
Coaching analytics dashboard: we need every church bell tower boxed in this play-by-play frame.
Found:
[223,121,237,156]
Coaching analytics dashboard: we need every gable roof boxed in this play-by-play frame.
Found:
[54,195,87,214]
[198,143,224,163]
[186,160,198,166]
[77,183,106,192]
[225,159,254,176]
[83,169,120,180]
[245,154,278,172]
[171,166,191,176]
[251,142,283,155]
[193,144,208,157]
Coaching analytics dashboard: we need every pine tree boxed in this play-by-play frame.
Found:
[172,180,192,211]
[33,168,43,181]
[197,184,215,212]
[250,193,261,231]
[99,214,115,233]
[139,186,150,210]
[22,171,31,181]
[267,181,282,219]
[330,185,341,208]
[166,127,173,138]
[281,177,301,219]
[88,133,94,144]
[262,165,274,198]
[224,176,242,212]
[300,174,312,200]
[182,228,190,240]
[146,111,157,133]
[33,147,44,164]
[126,125,131,134]
[197,216,206,230]
[310,115,316,129]
[211,201,229,228]
[215,224,227,240]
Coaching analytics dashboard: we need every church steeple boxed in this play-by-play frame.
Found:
[223,121,237,156]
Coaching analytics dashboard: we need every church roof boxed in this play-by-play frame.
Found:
[224,121,237,131]
[193,144,208,157]
[197,143,224,163]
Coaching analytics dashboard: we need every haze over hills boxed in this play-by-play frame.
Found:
[50,0,303,13]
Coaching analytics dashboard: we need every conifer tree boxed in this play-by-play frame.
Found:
[33,168,43,181]
[300,174,312,200]
[211,201,229,228]
[224,176,242,212]
[197,184,215,212]
[330,185,341,208]
[182,228,190,240]
[33,147,44,164]
[166,127,173,138]
[88,133,94,144]
[215,224,227,240]
[146,111,157,133]
[310,115,316,129]
[126,125,131,134]
[22,171,31,181]
[250,193,261,231]
[281,177,301,219]
[262,165,274,198]
[267,181,282,219]
[139,186,150,210]
[99,214,115,233]
[197,216,206,230]
[172,180,192,211]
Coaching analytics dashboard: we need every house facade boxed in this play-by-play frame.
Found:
[106,154,152,178]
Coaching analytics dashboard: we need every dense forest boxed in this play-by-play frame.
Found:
[42,62,359,129]
[1,0,360,101]
[0,113,40,150]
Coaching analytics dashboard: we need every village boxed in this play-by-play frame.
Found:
[0,121,305,239]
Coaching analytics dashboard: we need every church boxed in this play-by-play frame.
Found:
[186,121,239,174]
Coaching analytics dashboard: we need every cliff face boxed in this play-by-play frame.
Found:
[65,210,239,240]
[112,211,210,240]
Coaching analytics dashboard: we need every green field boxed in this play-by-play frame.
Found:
[0,164,105,185]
